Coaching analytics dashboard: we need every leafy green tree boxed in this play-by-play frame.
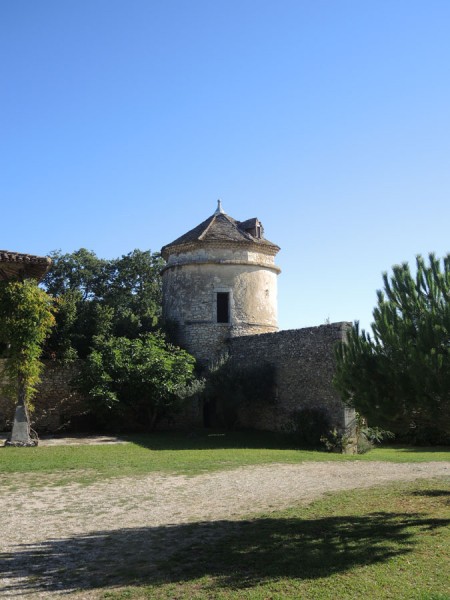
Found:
[104,249,164,337]
[43,248,109,300]
[79,333,195,430]
[41,247,195,432]
[42,248,163,359]
[0,279,56,445]
[334,253,450,443]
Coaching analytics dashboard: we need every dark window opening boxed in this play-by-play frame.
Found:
[217,292,230,323]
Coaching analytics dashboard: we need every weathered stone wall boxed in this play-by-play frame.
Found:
[0,360,88,432]
[228,322,355,432]
[0,324,354,436]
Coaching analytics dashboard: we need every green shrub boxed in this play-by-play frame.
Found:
[78,333,196,431]
[321,428,351,453]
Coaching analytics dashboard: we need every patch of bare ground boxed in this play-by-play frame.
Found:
[1,461,449,598]
[0,434,129,447]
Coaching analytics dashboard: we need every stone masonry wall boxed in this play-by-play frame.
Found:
[0,360,88,433]
[0,324,353,435]
[228,322,354,432]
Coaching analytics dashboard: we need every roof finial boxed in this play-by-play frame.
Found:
[214,199,225,215]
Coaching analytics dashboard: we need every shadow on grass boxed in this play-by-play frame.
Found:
[387,445,450,454]
[124,430,303,452]
[410,489,450,499]
[119,433,450,456]
[1,511,449,596]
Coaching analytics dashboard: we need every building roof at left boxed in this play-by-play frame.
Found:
[0,250,52,281]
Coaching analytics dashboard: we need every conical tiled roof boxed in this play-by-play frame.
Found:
[161,204,279,259]
[0,250,51,281]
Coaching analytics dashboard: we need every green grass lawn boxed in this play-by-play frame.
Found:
[99,480,450,600]
[0,431,449,599]
[1,431,449,485]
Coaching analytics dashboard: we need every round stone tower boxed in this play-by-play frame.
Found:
[161,201,281,365]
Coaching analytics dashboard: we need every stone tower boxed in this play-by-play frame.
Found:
[161,201,281,365]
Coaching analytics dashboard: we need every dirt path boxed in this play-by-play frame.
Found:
[1,460,449,599]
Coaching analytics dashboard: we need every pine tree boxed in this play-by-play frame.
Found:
[334,254,450,443]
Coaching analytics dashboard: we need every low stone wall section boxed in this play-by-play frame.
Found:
[0,360,88,433]
[228,322,354,432]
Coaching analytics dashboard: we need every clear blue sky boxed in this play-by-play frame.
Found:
[2,0,449,333]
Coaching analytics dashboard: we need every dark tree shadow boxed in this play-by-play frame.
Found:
[122,430,301,451]
[387,445,450,454]
[1,511,449,596]
[410,489,450,500]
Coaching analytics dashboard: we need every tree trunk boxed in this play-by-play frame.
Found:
[147,406,158,431]
[6,376,36,446]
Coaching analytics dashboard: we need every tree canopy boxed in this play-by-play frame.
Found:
[42,248,164,359]
[334,253,450,443]
[0,279,56,404]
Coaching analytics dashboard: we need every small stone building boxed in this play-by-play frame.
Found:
[161,203,355,435]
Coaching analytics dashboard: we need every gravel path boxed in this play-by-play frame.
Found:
[1,460,449,599]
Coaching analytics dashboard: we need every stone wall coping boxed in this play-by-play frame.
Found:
[229,322,352,343]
